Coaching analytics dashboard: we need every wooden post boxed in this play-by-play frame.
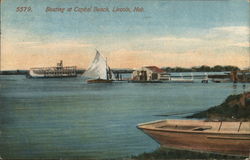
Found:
[238,122,242,132]
[218,121,222,131]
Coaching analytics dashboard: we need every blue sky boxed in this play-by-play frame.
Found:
[1,0,249,69]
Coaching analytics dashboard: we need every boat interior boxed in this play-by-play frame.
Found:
[138,119,250,133]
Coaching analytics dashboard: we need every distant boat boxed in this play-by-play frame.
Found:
[83,50,115,83]
[27,60,77,78]
[137,119,250,156]
[211,78,231,83]
[201,73,209,83]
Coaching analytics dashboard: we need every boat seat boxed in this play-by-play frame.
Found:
[159,125,205,130]
[192,126,212,131]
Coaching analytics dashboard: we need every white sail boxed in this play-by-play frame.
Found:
[83,50,115,80]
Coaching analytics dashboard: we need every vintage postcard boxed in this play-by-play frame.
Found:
[0,0,250,159]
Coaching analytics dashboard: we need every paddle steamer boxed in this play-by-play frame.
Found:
[27,60,77,78]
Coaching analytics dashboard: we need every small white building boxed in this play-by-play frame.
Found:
[131,66,170,81]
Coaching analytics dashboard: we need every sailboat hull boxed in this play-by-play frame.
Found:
[87,79,113,83]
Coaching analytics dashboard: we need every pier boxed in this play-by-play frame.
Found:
[1,69,249,83]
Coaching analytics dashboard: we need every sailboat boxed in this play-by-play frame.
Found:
[83,50,115,83]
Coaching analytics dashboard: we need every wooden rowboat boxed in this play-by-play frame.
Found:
[137,119,250,157]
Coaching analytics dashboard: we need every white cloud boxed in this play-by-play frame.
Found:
[232,42,249,48]
[212,26,249,36]
[1,26,249,69]
[3,28,93,50]
[27,40,93,49]
[205,26,249,47]
[153,37,201,43]
[153,26,249,52]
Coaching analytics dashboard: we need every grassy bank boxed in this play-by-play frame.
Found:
[132,147,244,160]
[187,92,250,121]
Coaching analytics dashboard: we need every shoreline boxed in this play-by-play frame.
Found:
[187,92,250,121]
[131,147,245,160]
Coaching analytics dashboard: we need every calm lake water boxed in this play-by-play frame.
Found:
[0,75,248,159]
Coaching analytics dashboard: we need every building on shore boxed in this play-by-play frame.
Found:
[230,70,250,83]
[131,66,170,81]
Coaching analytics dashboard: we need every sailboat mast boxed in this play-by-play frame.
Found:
[106,57,109,80]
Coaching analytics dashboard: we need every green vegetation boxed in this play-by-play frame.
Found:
[0,70,28,75]
[162,65,240,72]
[188,92,250,121]
[132,147,244,160]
